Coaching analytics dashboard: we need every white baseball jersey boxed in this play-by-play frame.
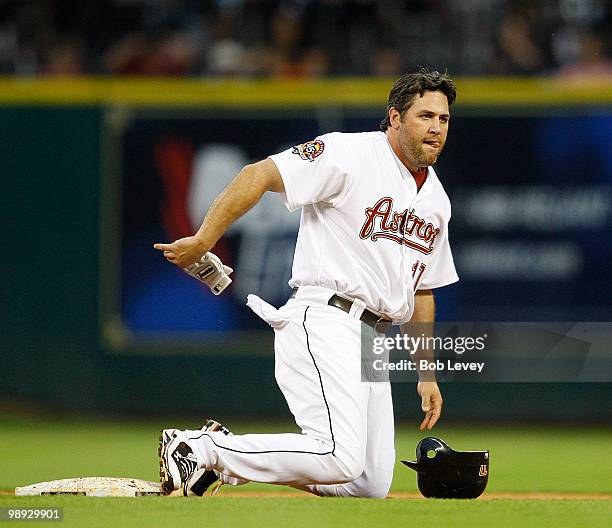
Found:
[269,131,458,323]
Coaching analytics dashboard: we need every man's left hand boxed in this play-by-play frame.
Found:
[417,381,443,430]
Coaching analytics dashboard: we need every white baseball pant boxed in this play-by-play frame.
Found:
[184,285,395,498]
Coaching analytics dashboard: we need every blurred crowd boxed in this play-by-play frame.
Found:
[0,0,610,78]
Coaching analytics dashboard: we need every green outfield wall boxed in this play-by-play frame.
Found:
[1,78,611,422]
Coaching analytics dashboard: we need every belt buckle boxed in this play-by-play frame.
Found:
[374,317,392,334]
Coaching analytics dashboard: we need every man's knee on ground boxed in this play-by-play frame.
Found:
[350,467,394,498]
[355,482,392,499]
[329,449,366,483]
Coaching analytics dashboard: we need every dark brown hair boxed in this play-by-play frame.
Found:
[380,68,457,131]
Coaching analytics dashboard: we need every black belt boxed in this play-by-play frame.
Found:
[290,288,392,333]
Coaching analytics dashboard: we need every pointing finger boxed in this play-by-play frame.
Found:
[154,243,172,251]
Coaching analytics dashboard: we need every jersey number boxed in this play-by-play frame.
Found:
[412,260,427,292]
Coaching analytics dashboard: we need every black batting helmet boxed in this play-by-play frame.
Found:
[402,437,489,499]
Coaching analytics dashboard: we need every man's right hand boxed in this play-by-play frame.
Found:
[153,236,209,268]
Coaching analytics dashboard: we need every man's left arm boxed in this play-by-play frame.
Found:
[400,290,443,431]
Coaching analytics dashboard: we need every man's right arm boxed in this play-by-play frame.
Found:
[153,158,284,268]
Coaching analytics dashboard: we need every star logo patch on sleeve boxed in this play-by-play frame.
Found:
[291,139,325,162]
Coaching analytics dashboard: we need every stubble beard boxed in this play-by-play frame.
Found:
[400,133,442,168]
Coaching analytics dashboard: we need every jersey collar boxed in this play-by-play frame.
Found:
[383,133,434,197]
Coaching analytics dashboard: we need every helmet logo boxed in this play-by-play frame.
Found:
[478,465,488,477]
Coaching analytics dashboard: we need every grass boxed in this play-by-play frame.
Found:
[1,496,611,528]
[1,415,611,527]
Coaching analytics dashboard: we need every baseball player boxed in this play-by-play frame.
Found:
[154,69,458,498]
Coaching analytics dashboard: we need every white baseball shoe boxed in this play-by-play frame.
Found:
[158,429,201,495]
[158,419,232,496]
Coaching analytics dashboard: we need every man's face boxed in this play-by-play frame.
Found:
[392,90,450,169]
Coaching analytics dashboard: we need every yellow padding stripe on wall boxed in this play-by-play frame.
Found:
[0,76,610,106]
